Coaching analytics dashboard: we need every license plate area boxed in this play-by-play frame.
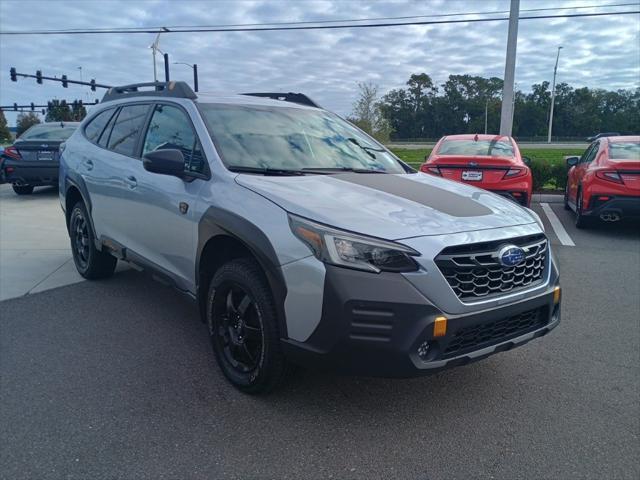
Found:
[462,170,483,181]
[37,150,54,161]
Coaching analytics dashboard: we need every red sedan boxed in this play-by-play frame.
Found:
[565,135,640,228]
[420,134,533,207]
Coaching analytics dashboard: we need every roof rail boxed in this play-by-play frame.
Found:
[242,92,321,108]
[102,81,197,103]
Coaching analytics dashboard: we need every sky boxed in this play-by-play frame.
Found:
[0,0,638,125]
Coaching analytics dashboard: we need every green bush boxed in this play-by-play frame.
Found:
[391,147,584,192]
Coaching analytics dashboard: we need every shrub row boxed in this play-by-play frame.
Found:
[391,147,585,192]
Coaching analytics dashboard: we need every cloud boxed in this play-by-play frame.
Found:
[0,0,638,125]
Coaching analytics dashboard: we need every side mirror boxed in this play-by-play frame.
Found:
[143,149,185,178]
[566,156,579,167]
[522,156,532,166]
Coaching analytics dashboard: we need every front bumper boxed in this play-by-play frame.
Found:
[585,195,640,219]
[3,159,59,187]
[282,265,560,377]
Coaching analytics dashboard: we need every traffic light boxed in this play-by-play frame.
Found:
[61,75,68,88]
[90,79,96,91]
[30,102,35,111]
[47,101,53,109]
[41,109,46,115]
[10,67,17,81]
[36,70,42,84]
[13,103,18,111]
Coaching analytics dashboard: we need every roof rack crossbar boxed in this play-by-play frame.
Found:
[242,92,321,108]
[102,81,197,103]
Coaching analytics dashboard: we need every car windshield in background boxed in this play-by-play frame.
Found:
[20,124,77,141]
[198,104,406,173]
[610,142,640,160]
[437,139,515,157]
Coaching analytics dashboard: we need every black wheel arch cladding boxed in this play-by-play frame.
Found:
[196,206,288,337]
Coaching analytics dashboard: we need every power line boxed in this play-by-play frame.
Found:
[1,2,636,34]
[1,9,638,35]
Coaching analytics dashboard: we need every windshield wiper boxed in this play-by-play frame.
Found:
[302,167,387,174]
[227,166,306,176]
[347,137,386,159]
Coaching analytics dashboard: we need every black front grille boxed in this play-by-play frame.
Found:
[443,308,546,358]
[435,234,547,301]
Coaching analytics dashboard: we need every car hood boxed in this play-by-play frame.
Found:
[235,172,537,240]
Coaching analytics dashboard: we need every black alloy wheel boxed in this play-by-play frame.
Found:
[214,284,264,374]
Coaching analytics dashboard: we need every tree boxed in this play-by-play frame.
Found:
[348,81,393,142]
[16,112,41,137]
[0,110,11,143]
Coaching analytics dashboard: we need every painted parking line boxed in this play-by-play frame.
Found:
[541,203,575,247]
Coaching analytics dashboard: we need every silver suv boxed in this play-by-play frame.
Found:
[60,81,561,393]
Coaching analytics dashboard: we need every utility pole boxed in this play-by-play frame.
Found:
[547,46,563,143]
[499,0,519,136]
[484,98,489,134]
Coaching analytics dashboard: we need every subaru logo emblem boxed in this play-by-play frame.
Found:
[498,245,526,267]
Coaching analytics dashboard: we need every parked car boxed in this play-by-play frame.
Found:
[59,81,560,394]
[565,135,640,227]
[1,121,79,195]
[419,134,533,207]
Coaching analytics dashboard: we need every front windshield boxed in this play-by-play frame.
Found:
[610,142,640,160]
[199,104,406,173]
[437,139,514,157]
[20,124,77,141]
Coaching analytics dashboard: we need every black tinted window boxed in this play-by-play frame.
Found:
[84,109,115,143]
[142,104,205,174]
[107,104,149,156]
[98,109,118,148]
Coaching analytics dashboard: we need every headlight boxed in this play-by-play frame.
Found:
[288,214,420,273]
[525,208,545,232]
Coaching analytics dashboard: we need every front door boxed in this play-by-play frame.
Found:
[127,103,209,292]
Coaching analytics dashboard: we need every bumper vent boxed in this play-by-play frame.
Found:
[443,308,546,358]
[435,234,547,302]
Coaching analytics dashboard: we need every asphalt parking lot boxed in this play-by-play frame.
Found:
[1,184,639,479]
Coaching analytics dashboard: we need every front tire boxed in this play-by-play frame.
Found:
[12,185,34,195]
[207,258,291,394]
[69,201,117,279]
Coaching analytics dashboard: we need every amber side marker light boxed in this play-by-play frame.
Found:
[433,316,447,337]
[553,286,561,304]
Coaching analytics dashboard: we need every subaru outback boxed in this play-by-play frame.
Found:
[59,81,561,393]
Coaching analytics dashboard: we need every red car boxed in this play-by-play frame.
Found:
[565,135,640,227]
[419,134,533,207]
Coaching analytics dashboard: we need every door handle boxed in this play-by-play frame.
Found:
[124,175,137,188]
[83,159,94,171]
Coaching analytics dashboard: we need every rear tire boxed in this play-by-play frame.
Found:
[206,258,292,394]
[69,201,117,279]
[564,185,571,211]
[12,185,34,195]
[574,189,590,229]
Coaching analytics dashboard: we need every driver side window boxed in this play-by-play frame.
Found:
[142,104,206,174]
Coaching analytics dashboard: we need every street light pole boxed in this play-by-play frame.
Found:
[547,46,563,144]
[499,0,519,136]
[173,62,199,92]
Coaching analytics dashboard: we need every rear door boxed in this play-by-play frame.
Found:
[569,142,598,201]
[82,103,152,249]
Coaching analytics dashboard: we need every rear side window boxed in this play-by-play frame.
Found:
[107,104,150,157]
[142,104,206,174]
[84,108,116,143]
